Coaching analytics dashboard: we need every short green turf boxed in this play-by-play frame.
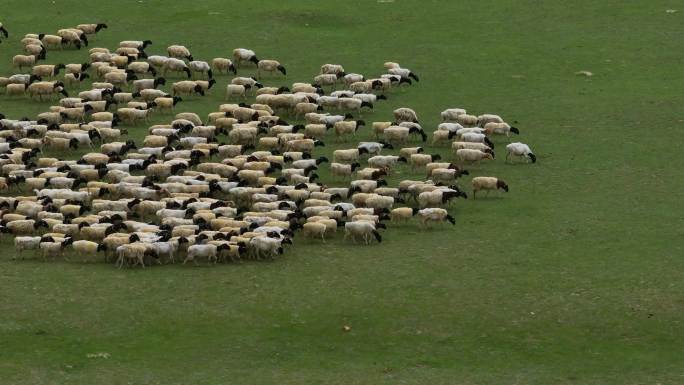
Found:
[0,1,683,384]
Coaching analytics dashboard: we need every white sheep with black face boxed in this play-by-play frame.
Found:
[506,142,536,163]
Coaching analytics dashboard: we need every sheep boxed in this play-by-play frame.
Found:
[313,73,343,89]
[71,240,101,260]
[364,195,395,210]
[6,83,26,97]
[477,114,504,127]
[295,102,323,118]
[417,189,465,208]
[285,139,324,153]
[225,84,250,100]
[302,222,327,241]
[188,60,212,79]
[472,177,509,198]
[431,168,470,185]
[484,122,520,137]
[43,136,80,151]
[211,58,237,74]
[115,107,151,124]
[167,45,193,61]
[456,114,478,126]
[393,107,419,123]
[334,120,365,140]
[104,71,137,88]
[0,22,8,41]
[64,72,90,86]
[330,162,360,179]
[382,126,419,145]
[441,108,467,122]
[14,236,42,257]
[77,23,108,34]
[455,149,494,165]
[431,129,458,145]
[388,67,419,82]
[357,141,392,157]
[451,142,490,154]
[320,64,345,74]
[145,54,169,69]
[132,77,165,92]
[257,60,286,78]
[409,153,442,170]
[350,179,387,193]
[505,142,536,163]
[417,208,455,226]
[40,238,72,260]
[371,121,392,139]
[119,39,152,49]
[390,207,417,222]
[13,54,42,70]
[368,155,407,171]
[233,48,259,67]
[172,81,205,97]
[6,219,49,235]
[28,82,68,101]
[344,221,382,244]
[162,58,192,78]
[116,243,147,268]
[338,98,373,116]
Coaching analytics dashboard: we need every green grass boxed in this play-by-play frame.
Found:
[1,0,684,384]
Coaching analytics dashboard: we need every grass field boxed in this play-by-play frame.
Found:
[1,0,683,384]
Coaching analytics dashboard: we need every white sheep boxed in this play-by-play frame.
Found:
[472,177,509,198]
[505,142,536,163]
[455,149,494,164]
[417,208,455,226]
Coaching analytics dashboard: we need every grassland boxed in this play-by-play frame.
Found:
[0,0,683,384]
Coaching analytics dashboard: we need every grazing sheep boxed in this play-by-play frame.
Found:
[211,57,237,74]
[460,132,495,149]
[456,114,478,126]
[334,120,365,140]
[417,189,465,208]
[477,114,504,127]
[330,162,360,178]
[64,72,90,86]
[188,60,213,79]
[167,45,193,61]
[431,129,457,145]
[257,59,286,78]
[0,22,8,41]
[225,84,250,100]
[472,177,509,198]
[132,76,165,91]
[441,108,467,121]
[162,58,192,78]
[6,83,26,97]
[505,142,536,163]
[417,208,455,226]
[13,55,40,70]
[344,221,382,244]
[302,222,327,241]
[313,73,343,89]
[388,67,419,82]
[77,23,108,34]
[451,141,492,152]
[233,48,259,67]
[172,81,205,97]
[484,122,520,137]
[393,107,419,123]
[320,64,345,74]
[390,207,417,222]
[455,149,494,164]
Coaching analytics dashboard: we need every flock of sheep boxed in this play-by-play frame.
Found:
[0,22,537,267]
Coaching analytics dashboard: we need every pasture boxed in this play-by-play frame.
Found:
[0,0,683,384]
